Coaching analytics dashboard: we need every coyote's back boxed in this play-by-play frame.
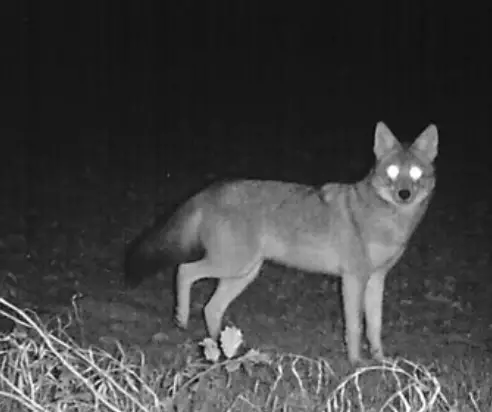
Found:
[125,121,438,365]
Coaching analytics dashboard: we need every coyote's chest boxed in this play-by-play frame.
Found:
[365,207,422,269]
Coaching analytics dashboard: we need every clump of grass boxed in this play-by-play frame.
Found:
[0,298,172,411]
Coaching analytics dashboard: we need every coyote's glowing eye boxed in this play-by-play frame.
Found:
[386,164,399,180]
[409,165,423,180]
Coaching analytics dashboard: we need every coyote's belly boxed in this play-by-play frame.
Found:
[262,232,343,275]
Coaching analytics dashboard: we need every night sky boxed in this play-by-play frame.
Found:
[4,2,491,182]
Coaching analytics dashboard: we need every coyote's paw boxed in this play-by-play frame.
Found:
[174,310,188,330]
[375,355,397,365]
[349,356,370,368]
[371,348,395,364]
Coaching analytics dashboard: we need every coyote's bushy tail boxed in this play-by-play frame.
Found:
[124,201,205,288]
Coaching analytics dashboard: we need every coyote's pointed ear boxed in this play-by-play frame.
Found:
[373,122,400,159]
[412,124,438,161]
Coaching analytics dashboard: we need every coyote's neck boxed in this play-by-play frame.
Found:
[350,179,432,247]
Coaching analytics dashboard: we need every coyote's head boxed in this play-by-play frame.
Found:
[371,122,438,207]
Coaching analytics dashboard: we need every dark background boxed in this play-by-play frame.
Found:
[2,2,491,206]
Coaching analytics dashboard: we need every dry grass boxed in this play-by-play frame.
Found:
[0,298,490,412]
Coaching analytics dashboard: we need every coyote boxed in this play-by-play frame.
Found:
[125,121,438,364]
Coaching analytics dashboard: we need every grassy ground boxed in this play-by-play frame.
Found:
[0,127,491,411]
